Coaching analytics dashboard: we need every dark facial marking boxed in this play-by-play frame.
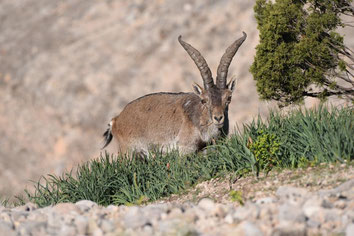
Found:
[208,86,222,106]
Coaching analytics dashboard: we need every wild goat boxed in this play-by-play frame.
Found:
[102,32,247,155]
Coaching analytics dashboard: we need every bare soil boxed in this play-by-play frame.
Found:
[156,161,354,206]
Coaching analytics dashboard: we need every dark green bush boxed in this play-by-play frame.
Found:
[251,0,354,105]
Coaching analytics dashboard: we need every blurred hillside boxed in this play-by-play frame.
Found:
[0,0,352,198]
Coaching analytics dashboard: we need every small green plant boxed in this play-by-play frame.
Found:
[297,156,319,168]
[229,190,244,205]
[248,130,281,174]
[0,197,9,207]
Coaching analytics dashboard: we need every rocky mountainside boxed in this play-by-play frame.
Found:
[0,0,352,198]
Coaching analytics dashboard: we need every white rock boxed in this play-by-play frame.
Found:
[52,202,81,215]
[233,203,260,222]
[100,219,115,233]
[198,198,215,211]
[224,214,234,224]
[346,224,354,236]
[168,207,183,218]
[75,200,98,212]
[226,221,263,236]
[13,202,38,212]
[276,186,308,205]
[256,197,276,205]
[74,215,89,235]
[272,222,306,236]
[241,221,263,236]
[0,221,16,236]
[278,204,306,223]
[123,206,149,228]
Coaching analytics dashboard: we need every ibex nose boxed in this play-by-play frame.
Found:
[213,115,224,123]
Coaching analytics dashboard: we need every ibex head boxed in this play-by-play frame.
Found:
[178,32,247,129]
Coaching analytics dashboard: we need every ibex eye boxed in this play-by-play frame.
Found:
[201,99,207,104]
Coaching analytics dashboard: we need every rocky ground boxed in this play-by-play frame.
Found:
[1,163,353,236]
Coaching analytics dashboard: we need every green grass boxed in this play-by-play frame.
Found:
[25,106,353,207]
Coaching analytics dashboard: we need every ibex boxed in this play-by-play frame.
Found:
[102,32,247,155]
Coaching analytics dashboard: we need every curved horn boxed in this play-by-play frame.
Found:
[178,35,214,90]
[216,32,247,89]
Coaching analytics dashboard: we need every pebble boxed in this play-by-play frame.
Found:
[237,221,263,236]
[278,203,306,223]
[0,221,16,236]
[0,179,352,235]
[198,198,215,211]
[276,186,308,205]
[346,224,354,236]
[75,200,98,212]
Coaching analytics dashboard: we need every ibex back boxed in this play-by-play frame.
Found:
[102,32,247,155]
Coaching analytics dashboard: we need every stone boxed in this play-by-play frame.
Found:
[157,219,192,235]
[224,214,234,224]
[105,205,119,213]
[11,211,28,222]
[302,196,323,218]
[92,228,104,236]
[256,197,276,205]
[278,204,306,223]
[276,186,308,205]
[17,221,48,236]
[167,207,183,219]
[259,203,277,221]
[183,208,199,223]
[123,206,149,228]
[52,202,81,215]
[13,202,38,212]
[0,212,13,224]
[59,225,77,236]
[143,204,165,224]
[342,210,354,226]
[306,219,321,229]
[198,198,215,212]
[211,204,227,218]
[233,203,260,222]
[75,200,98,212]
[74,215,89,235]
[226,221,263,236]
[197,217,218,231]
[319,179,354,199]
[142,224,154,235]
[239,221,263,236]
[100,219,115,233]
[346,224,354,236]
[0,221,16,236]
[334,200,347,209]
[26,211,48,222]
[324,209,341,223]
[272,222,306,236]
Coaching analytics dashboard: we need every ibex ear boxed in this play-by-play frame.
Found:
[227,77,237,92]
[192,83,204,95]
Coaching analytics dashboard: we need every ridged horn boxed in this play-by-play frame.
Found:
[178,35,214,90]
[216,32,247,89]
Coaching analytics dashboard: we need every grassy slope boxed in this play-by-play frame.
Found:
[23,106,353,207]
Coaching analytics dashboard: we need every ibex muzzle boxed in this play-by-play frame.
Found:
[102,32,247,155]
